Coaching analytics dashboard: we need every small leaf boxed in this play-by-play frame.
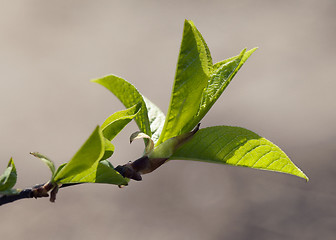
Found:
[102,103,141,141]
[53,126,105,182]
[53,163,66,177]
[30,152,56,178]
[0,158,17,192]
[130,131,154,155]
[143,96,165,145]
[93,76,165,145]
[193,48,257,128]
[92,75,152,137]
[57,160,128,186]
[170,126,308,181]
[100,103,141,161]
[101,138,115,161]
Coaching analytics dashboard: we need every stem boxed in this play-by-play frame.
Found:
[0,182,80,206]
[0,189,33,205]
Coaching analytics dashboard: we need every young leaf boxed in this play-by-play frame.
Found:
[53,126,105,182]
[93,76,165,144]
[56,160,128,186]
[101,138,115,161]
[92,75,151,136]
[157,20,256,145]
[100,103,141,160]
[193,48,257,128]
[0,158,17,192]
[30,152,56,178]
[101,103,141,141]
[170,126,308,181]
[157,20,212,145]
[143,96,165,144]
[130,131,154,155]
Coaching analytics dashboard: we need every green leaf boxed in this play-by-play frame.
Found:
[53,126,128,185]
[93,76,165,145]
[143,96,165,144]
[157,20,212,145]
[53,163,66,179]
[56,160,128,186]
[30,152,56,178]
[170,126,308,181]
[193,48,257,127]
[130,131,154,155]
[100,103,141,160]
[101,138,115,161]
[101,103,141,141]
[53,126,105,182]
[0,158,17,192]
[157,20,256,145]
[92,75,152,137]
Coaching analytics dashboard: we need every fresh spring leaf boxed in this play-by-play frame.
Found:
[156,20,211,145]
[195,48,257,127]
[0,158,17,192]
[92,75,151,136]
[100,103,141,160]
[30,152,56,178]
[56,159,128,186]
[101,139,115,161]
[170,126,308,181]
[92,76,165,145]
[157,20,256,145]
[130,131,154,155]
[53,104,140,184]
[53,163,66,179]
[143,96,165,144]
[101,103,141,141]
[53,126,127,185]
[53,126,105,182]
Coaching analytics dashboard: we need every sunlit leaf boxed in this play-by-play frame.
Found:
[93,76,165,145]
[56,160,128,186]
[100,103,141,160]
[92,75,151,136]
[130,131,154,155]
[0,158,17,192]
[30,152,56,178]
[143,96,165,144]
[157,20,212,145]
[101,103,141,141]
[101,138,115,161]
[53,126,105,182]
[157,20,256,145]
[193,48,257,127]
[170,126,308,181]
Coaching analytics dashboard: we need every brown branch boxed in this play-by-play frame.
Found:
[0,182,79,206]
[115,123,201,180]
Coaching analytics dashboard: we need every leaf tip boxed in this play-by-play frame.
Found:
[302,172,309,182]
[90,78,99,84]
[184,19,196,28]
[249,47,258,54]
[292,164,309,182]
[287,163,309,182]
[8,157,15,168]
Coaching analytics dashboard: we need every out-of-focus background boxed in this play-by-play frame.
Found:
[1,0,335,239]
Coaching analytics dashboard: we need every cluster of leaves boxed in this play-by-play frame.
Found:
[0,20,308,201]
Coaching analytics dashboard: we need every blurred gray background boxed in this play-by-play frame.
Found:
[1,0,335,239]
